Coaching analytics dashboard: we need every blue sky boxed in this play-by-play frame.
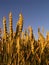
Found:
[0,0,49,39]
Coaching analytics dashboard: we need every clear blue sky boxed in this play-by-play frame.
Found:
[0,0,49,39]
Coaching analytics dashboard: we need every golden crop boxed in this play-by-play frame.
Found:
[0,12,49,65]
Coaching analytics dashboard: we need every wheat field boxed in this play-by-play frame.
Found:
[0,12,49,65]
